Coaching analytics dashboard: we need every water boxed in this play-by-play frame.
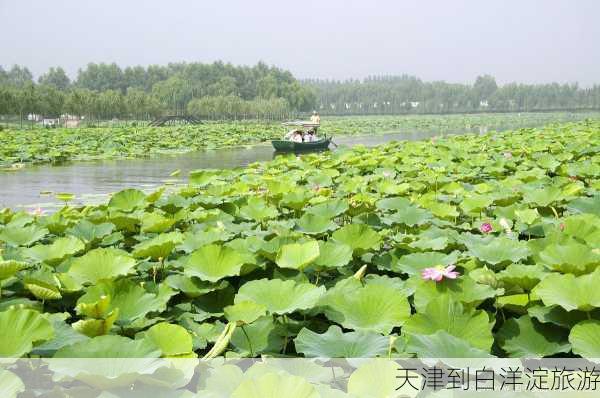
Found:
[0,126,520,209]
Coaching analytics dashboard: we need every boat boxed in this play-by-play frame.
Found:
[271,121,332,152]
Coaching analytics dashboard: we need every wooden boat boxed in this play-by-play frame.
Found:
[272,120,331,152]
[271,137,331,152]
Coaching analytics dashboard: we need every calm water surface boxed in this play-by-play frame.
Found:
[0,126,517,209]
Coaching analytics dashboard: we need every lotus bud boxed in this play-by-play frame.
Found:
[470,267,498,288]
[353,265,368,281]
[499,218,512,233]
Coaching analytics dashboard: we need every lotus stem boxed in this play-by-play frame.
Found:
[241,325,254,357]
[203,322,236,359]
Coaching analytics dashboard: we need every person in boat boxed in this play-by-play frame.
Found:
[305,129,317,142]
[310,111,320,134]
[284,129,302,141]
[290,130,303,142]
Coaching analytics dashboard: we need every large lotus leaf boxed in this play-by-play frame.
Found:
[294,325,389,358]
[165,274,229,298]
[536,239,600,274]
[25,236,85,266]
[0,260,29,280]
[514,208,540,225]
[23,269,62,300]
[384,206,433,227]
[566,195,600,216]
[532,269,600,312]
[376,197,411,211]
[410,275,503,313]
[562,214,600,246]
[295,213,337,234]
[54,334,160,358]
[239,197,278,221]
[72,310,119,337]
[409,226,457,251]
[460,194,494,214]
[313,241,353,269]
[76,279,172,326]
[348,360,420,398]
[33,313,89,356]
[497,263,548,291]
[393,251,459,276]
[522,186,563,207]
[497,315,571,357]
[142,322,195,357]
[231,373,319,398]
[406,330,494,358]
[224,301,267,324]
[568,320,600,357]
[108,188,147,212]
[465,236,530,267]
[132,231,183,259]
[140,212,175,233]
[402,295,493,350]
[235,279,325,315]
[422,201,459,219]
[305,199,349,218]
[0,224,48,247]
[275,240,320,270]
[0,308,54,357]
[184,244,246,282]
[320,276,411,334]
[332,224,381,254]
[66,220,114,245]
[230,316,283,356]
[68,248,136,286]
[528,305,591,329]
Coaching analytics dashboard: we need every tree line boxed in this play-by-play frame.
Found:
[303,75,600,115]
[0,62,316,123]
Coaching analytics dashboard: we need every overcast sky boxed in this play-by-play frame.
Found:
[1,0,599,85]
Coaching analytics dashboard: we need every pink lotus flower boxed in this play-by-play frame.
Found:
[29,207,45,216]
[421,265,460,282]
[480,222,493,234]
[503,152,513,159]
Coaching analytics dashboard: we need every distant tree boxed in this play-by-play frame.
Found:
[37,84,65,117]
[6,65,34,87]
[472,75,498,104]
[76,63,125,92]
[38,67,71,90]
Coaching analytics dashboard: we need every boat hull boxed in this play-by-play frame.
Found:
[271,138,331,152]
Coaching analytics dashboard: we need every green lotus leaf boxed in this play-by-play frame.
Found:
[0,224,49,247]
[53,334,160,358]
[515,208,540,225]
[465,236,530,267]
[409,226,457,251]
[24,271,62,300]
[0,260,29,280]
[423,201,459,219]
[393,251,459,276]
[231,373,319,398]
[376,196,411,211]
[562,214,600,246]
[142,322,195,357]
[406,330,494,358]
[294,325,389,358]
[68,248,137,286]
[497,263,548,291]
[460,194,493,214]
[410,275,503,312]
[295,213,337,234]
[72,309,119,337]
[402,295,493,350]
[275,240,320,270]
[522,186,563,207]
[108,188,147,212]
[568,320,600,357]
[567,195,600,216]
[55,192,75,202]
[305,199,349,218]
[76,279,172,326]
[189,169,220,186]
[235,279,325,315]
[25,236,85,266]
[320,276,410,334]
[313,241,353,269]
[0,308,54,357]
[497,315,571,357]
[165,274,229,298]
[532,269,600,312]
[332,223,381,254]
[32,313,89,356]
[66,220,115,245]
[384,206,433,227]
[224,301,267,324]
[528,305,591,329]
[132,231,183,259]
[536,239,600,274]
[140,212,175,233]
[230,316,282,356]
[184,244,246,282]
[348,360,420,398]
[239,197,278,221]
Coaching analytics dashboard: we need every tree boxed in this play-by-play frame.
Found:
[38,67,71,90]
[76,62,125,92]
[6,65,33,87]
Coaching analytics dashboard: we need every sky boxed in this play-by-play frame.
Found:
[1,0,599,86]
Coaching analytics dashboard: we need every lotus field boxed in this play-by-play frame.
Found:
[0,112,594,168]
[1,119,600,360]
